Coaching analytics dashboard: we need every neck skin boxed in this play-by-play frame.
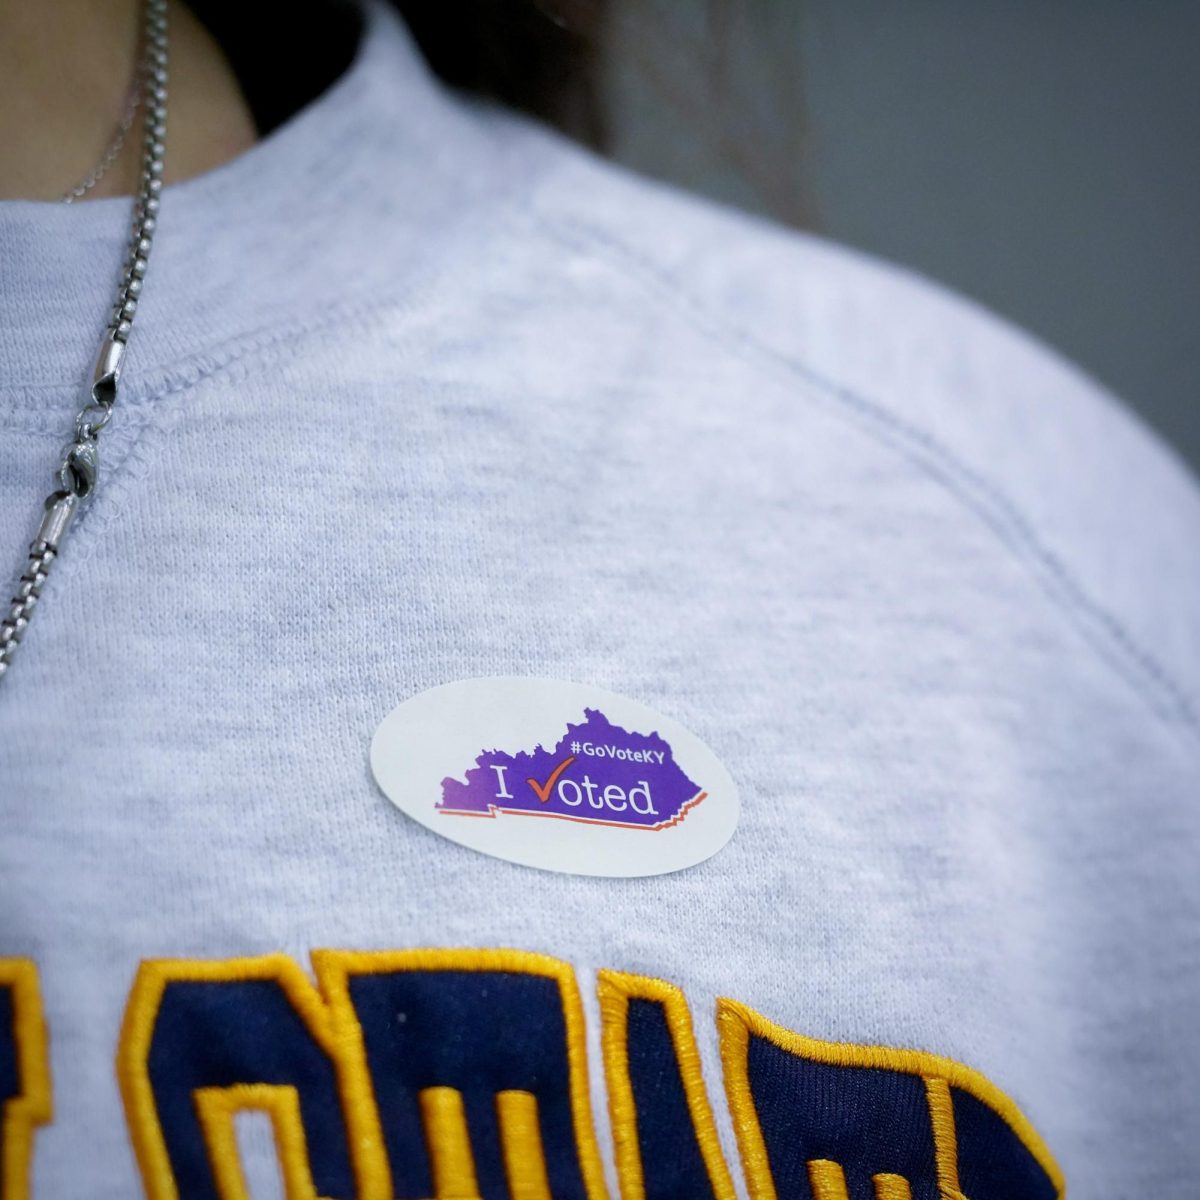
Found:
[0,0,257,201]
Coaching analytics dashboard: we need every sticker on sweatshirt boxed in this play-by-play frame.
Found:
[371,677,739,876]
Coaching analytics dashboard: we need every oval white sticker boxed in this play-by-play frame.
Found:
[371,678,739,877]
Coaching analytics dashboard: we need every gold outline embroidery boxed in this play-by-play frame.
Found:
[716,997,1064,1200]
[806,1158,849,1199]
[0,959,53,1200]
[596,970,737,1200]
[871,1173,913,1200]
[312,947,610,1200]
[194,1083,327,1200]
[116,955,391,1200]
[417,1085,479,1198]
[495,1088,553,1200]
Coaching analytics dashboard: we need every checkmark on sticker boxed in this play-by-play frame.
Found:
[526,755,576,803]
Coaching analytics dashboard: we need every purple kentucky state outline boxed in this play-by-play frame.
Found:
[438,708,705,830]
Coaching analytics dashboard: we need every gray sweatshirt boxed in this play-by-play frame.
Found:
[1,3,1198,1197]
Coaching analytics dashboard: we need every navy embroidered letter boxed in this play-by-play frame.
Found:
[118,957,361,1200]
[717,998,1063,1200]
[0,960,52,1200]
[314,949,607,1200]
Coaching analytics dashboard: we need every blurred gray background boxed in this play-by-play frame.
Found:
[603,1,1199,475]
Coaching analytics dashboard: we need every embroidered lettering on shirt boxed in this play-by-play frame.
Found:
[0,959,52,1200]
[4,952,1063,1200]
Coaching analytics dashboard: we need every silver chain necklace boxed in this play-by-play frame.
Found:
[61,71,144,205]
[0,0,168,684]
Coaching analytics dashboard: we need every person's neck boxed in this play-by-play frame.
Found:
[0,0,257,202]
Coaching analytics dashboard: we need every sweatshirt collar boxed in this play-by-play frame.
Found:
[0,1,502,408]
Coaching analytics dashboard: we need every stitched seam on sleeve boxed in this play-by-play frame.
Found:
[541,216,1199,741]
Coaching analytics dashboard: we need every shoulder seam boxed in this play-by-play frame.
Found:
[540,215,1199,743]
[13,293,414,582]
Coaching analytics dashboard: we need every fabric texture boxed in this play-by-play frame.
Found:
[1,2,1198,1195]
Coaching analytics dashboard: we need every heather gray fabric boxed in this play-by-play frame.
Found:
[1,4,1198,1196]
